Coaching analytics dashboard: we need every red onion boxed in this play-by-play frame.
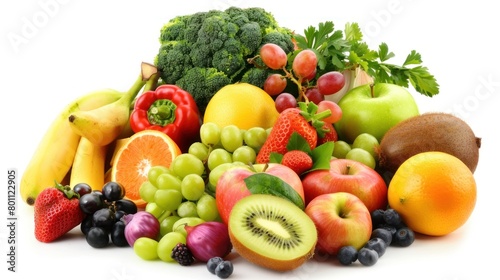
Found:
[122,211,160,246]
[185,221,232,262]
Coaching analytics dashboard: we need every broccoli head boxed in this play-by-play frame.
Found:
[175,67,230,114]
[155,6,295,113]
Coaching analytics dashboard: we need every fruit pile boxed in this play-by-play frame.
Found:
[21,5,482,278]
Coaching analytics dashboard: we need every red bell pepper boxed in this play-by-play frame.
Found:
[130,84,201,152]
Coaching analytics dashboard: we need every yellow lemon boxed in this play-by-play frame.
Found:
[203,83,279,130]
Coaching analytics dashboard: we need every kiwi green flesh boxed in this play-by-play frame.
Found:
[378,112,480,174]
[229,194,317,261]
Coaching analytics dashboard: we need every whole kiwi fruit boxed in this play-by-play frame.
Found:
[377,112,481,174]
[228,194,317,271]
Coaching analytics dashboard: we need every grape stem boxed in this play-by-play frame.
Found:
[246,56,267,69]
[281,67,310,103]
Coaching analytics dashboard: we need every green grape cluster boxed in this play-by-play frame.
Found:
[333,133,380,169]
[192,122,270,193]
[138,122,270,241]
[139,162,218,239]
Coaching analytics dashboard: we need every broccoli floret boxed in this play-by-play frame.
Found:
[183,12,207,44]
[189,41,212,68]
[175,67,230,114]
[212,38,245,78]
[238,22,262,56]
[244,7,279,31]
[212,50,245,78]
[197,15,239,53]
[157,41,192,84]
[159,16,187,42]
[240,67,271,89]
[224,7,250,27]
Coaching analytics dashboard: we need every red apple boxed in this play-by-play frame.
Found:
[305,192,372,256]
[216,163,305,224]
[302,158,387,212]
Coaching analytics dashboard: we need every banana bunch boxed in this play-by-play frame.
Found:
[20,89,123,205]
[20,62,159,205]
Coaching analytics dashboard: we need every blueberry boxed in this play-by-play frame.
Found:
[357,247,378,266]
[363,238,387,257]
[383,208,404,228]
[215,260,234,279]
[207,257,224,274]
[393,227,415,247]
[337,246,358,265]
[379,225,397,236]
[371,228,393,245]
[371,209,386,228]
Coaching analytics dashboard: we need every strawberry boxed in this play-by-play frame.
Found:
[281,150,313,175]
[256,102,330,163]
[34,182,85,243]
[318,122,338,145]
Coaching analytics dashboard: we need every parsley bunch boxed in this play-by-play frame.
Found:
[293,21,439,97]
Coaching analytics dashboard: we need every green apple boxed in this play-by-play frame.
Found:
[334,83,419,143]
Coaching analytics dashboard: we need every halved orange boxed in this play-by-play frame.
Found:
[111,130,182,208]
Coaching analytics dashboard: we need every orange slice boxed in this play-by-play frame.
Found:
[111,130,182,208]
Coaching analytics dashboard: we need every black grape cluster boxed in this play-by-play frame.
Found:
[77,182,137,248]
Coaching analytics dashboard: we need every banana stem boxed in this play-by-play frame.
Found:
[119,62,159,107]
[143,72,160,93]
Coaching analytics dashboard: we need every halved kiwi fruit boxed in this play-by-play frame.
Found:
[228,194,317,271]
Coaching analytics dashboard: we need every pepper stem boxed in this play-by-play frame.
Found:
[147,99,177,126]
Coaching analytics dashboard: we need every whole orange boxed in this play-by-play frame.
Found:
[387,151,477,236]
[203,83,279,130]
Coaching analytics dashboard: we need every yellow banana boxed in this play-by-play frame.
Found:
[20,89,123,205]
[69,137,108,191]
[68,62,158,147]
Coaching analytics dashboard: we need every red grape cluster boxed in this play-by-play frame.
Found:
[259,43,345,122]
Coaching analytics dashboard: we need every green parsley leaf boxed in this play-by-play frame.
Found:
[292,20,440,97]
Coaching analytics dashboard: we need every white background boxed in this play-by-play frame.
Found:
[1,0,499,279]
